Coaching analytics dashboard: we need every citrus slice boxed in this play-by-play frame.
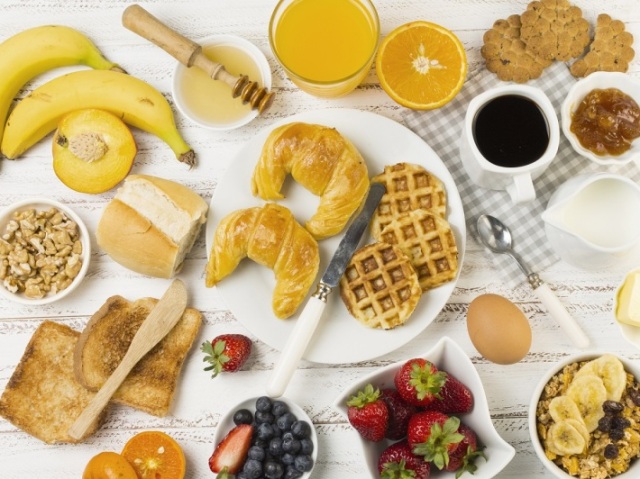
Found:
[376,21,468,110]
[121,431,186,479]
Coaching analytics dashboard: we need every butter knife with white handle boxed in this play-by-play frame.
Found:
[266,183,386,398]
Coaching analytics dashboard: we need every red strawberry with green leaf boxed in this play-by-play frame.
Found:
[346,383,389,442]
[408,411,464,470]
[201,334,252,378]
[429,372,474,414]
[445,424,486,477]
[381,388,417,440]
[394,358,447,407]
[209,423,254,474]
[378,441,431,479]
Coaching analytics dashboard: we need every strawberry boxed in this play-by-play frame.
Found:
[378,441,431,479]
[429,372,474,414]
[381,388,417,440]
[346,383,389,442]
[201,334,252,378]
[408,411,464,470]
[394,358,447,407]
[208,423,254,474]
[444,423,486,478]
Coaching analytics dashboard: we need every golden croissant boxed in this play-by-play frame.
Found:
[251,122,370,240]
[205,203,320,319]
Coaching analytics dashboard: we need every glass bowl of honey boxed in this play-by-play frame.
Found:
[172,34,272,131]
[561,72,640,167]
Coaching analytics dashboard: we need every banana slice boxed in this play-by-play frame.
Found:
[574,354,627,401]
[549,396,584,424]
[546,420,587,456]
[565,418,590,447]
[567,374,607,432]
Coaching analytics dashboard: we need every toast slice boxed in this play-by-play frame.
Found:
[74,295,202,417]
[0,321,106,443]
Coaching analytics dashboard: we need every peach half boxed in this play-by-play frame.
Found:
[52,109,136,194]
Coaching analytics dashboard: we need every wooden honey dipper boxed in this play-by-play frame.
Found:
[122,4,274,113]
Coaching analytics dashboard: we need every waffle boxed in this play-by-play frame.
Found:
[340,242,421,330]
[370,163,447,241]
[379,209,458,291]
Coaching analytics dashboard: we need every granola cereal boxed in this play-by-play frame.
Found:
[536,358,640,478]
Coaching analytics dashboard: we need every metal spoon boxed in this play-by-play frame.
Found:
[476,214,590,349]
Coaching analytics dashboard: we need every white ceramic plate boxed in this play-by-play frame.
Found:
[332,337,515,478]
[206,108,466,364]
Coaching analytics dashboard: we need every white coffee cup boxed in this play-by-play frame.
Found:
[459,84,560,204]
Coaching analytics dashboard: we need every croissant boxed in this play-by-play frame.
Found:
[205,203,320,319]
[251,122,370,240]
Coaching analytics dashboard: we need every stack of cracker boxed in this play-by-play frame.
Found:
[481,0,635,83]
[339,163,459,330]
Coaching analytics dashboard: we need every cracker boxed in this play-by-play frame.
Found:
[520,0,590,62]
[481,14,552,84]
[570,13,635,77]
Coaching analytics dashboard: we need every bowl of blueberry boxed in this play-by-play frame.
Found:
[209,395,318,479]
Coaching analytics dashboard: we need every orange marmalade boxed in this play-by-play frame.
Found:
[570,88,640,156]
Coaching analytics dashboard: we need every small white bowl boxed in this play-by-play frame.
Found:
[528,352,640,479]
[213,396,317,478]
[0,198,91,305]
[172,34,272,131]
[332,336,515,479]
[561,72,640,167]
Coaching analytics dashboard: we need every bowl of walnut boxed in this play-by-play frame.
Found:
[529,352,640,479]
[0,198,90,305]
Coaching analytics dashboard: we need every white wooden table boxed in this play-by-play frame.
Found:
[1,1,639,478]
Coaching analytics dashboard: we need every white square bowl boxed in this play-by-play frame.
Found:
[332,336,515,478]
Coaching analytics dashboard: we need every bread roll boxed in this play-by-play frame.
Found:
[97,174,208,278]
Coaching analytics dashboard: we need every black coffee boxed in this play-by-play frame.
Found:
[472,94,550,168]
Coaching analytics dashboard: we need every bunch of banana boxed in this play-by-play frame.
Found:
[0,25,122,147]
[544,355,627,456]
[1,69,195,167]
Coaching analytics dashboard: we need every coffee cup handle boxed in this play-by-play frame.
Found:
[506,172,536,204]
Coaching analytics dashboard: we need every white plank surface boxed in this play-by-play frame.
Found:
[1,0,639,478]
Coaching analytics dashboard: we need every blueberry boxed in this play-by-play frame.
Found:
[252,438,269,449]
[300,438,314,455]
[294,454,314,472]
[277,412,296,431]
[281,452,296,465]
[282,433,301,454]
[256,396,273,413]
[257,422,276,441]
[291,420,312,439]
[248,445,266,462]
[256,410,276,424]
[234,408,254,425]
[272,400,289,417]
[269,437,284,456]
[236,472,250,479]
[242,458,263,479]
[264,460,285,479]
[284,466,303,479]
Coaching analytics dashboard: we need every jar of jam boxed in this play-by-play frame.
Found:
[570,88,640,156]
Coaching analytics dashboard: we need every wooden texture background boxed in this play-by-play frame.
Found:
[0,1,639,477]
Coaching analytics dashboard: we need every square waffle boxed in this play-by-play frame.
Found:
[370,163,447,240]
[379,209,458,291]
[340,242,422,330]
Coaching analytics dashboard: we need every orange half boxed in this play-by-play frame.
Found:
[121,431,186,479]
[376,21,468,110]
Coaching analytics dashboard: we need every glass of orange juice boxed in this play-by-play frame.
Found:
[269,0,379,98]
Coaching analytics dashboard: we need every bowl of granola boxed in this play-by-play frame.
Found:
[529,353,640,479]
[0,198,90,305]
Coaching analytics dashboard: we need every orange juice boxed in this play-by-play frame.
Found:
[270,0,379,97]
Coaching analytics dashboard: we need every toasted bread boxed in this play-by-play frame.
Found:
[0,321,106,443]
[74,295,202,417]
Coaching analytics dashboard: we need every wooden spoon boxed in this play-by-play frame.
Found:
[68,279,188,440]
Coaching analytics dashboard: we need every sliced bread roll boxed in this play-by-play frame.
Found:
[74,295,202,417]
[97,174,208,278]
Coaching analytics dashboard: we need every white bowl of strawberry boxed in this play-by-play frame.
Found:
[333,336,515,478]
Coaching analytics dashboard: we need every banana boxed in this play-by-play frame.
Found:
[1,69,195,167]
[0,25,121,147]
[546,420,587,456]
[567,374,607,432]
[574,354,627,402]
[548,396,584,424]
